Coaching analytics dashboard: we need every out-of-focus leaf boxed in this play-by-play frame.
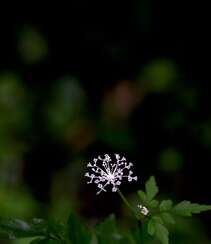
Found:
[0,218,65,241]
[127,227,141,244]
[12,237,36,244]
[46,77,87,139]
[0,185,37,218]
[0,219,42,238]
[96,215,125,244]
[67,213,91,244]
[159,148,183,172]
[99,127,136,151]
[18,26,48,64]
[30,238,59,244]
[198,123,211,147]
[30,219,65,241]
[140,58,178,93]
[0,230,10,239]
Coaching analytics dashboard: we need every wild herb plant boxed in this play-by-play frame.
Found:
[0,153,210,244]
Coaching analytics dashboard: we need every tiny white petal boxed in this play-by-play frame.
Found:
[138,204,149,216]
[115,154,120,159]
[112,187,118,192]
[128,176,132,182]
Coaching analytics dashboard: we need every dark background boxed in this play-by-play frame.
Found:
[0,3,210,243]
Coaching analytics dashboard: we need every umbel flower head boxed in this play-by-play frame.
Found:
[85,153,137,194]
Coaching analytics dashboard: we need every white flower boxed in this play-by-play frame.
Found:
[85,153,137,194]
[137,204,149,216]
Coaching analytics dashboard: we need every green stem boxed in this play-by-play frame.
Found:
[117,189,137,219]
[117,190,144,243]
[138,220,144,244]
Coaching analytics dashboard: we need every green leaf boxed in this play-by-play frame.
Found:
[96,215,124,244]
[173,201,211,217]
[149,200,159,209]
[154,223,169,244]
[152,216,164,225]
[147,218,169,244]
[128,227,141,244]
[0,230,10,239]
[161,213,175,225]
[67,213,91,244]
[141,221,152,243]
[0,219,42,239]
[137,190,147,204]
[30,238,60,244]
[160,200,173,211]
[0,218,65,241]
[145,176,159,202]
[147,219,155,236]
[125,231,139,244]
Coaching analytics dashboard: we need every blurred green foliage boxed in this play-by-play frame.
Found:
[18,26,48,64]
[139,59,178,93]
[0,176,210,244]
[0,22,210,244]
[0,73,30,186]
[46,76,87,140]
[159,148,183,172]
[0,184,37,219]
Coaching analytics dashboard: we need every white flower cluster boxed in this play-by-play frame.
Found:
[85,153,137,195]
[137,204,149,216]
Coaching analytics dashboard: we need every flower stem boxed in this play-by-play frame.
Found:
[117,189,137,218]
[117,190,144,242]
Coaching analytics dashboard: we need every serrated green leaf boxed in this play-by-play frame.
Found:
[154,223,169,244]
[147,219,155,236]
[96,215,124,244]
[152,216,164,225]
[173,201,211,217]
[160,200,173,211]
[145,176,159,202]
[161,213,175,225]
[67,213,91,244]
[137,190,147,204]
[149,200,159,209]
